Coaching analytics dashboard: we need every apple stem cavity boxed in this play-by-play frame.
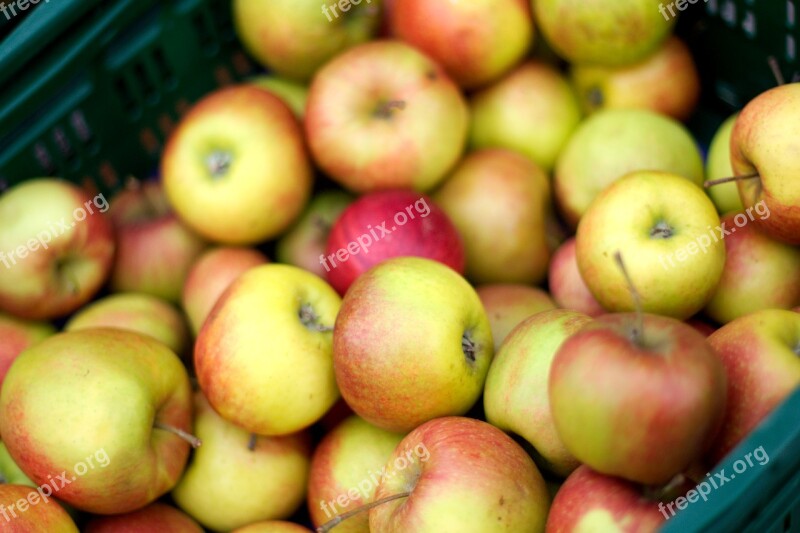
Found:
[299,304,333,333]
[247,433,257,451]
[650,221,673,240]
[373,100,406,120]
[462,333,477,363]
[206,150,233,179]
[315,491,411,533]
[614,251,644,346]
[587,86,604,109]
[153,421,202,448]
[703,172,760,188]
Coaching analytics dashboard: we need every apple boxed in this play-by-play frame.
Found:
[730,83,800,244]
[705,113,744,215]
[435,149,552,285]
[576,171,725,320]
[706,309,800,465]
[324,190,465,295]
[249,75,308,119]
[0,484,78,532]
[84,503,203,532]
[534,0,674,66]
[550,312,727,484]
[172,393,311,531]
[545,466,665,533]
[704,212,800,324]
[484,309,592,477]
[65,293,189,356]
[233,522,313,533]
[305,41,468,193]
[548,238,605,317]
[0,328,195,514]
[0,313,54,389]
[469,61,583,172]
[389,0,534,89]
[333,257,493,432]
[308,415,404,532]
[234,0,383,82]
[162,85,312,245]
[0,179,115,320]
[475,284,557,351]
[276,191,353,279]
[570,37,700,121]
[555,109,704,228]
[195,264,341,435]
[368,417,549,532]
[181,246,269,335]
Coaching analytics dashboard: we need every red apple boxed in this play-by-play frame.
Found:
[548,238,605,317]
[476,283,557,350]
[0,314,54,390]
[0,483,78,532]
[84,503,203,532]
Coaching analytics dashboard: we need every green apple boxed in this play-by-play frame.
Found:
[249,75,308,119]
[705,114,743,215]
[172,393,310,531]
[555,109,704,228]
[195,264,341,435]
[475,284,557,351]
[84,503,203,532]
[0,313,54,389]
[0,484,78,532]
[333,257,493,432]
[469,61,582,172]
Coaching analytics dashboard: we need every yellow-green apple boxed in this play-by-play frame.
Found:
[233,0,383,82]
[172,393,310,531]
[570,37,700,121]
[550,313,727,484]
[705,113,744,214]
[485,309,591,477]
[333,257,493,432]
[0,484,78,532]
[469,61,582,172]
[576,171,725,319]
[476,284,557,351]
[195,264,341,435]
[435,149,552,284]
[162,85,312,245]
[249,75,308,119]
[0,441,34,486]
[555,109,704,228]
[706,309,800,465]
[0,179,114,320]
[545,466,665,533]
[84,503,203,532]
[0,328,195,514]
[65,293,189,356]
[704,212,800,324]
[548,238,605,317]
[389,0,534,89]
[233,522,313,533]
[109,180,207,302]
[181,246,268,335]
[730,83,800,244]
[276,191,353,279]
[324,191,464,295]
[305,41,468,193]
[308,415,404,532]
[534,0,674,66]
[0,313,54,389]
[368,417,550,532]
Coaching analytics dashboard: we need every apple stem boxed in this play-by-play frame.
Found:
[153,422,202,448]
[613,251,644,345]
[768,56,786,86]
[299,304,333,333]
[206,150,232,179]
[373,100,406,120]
[316,492,411,533]
[247,433,257,451]
[703,172,759,188]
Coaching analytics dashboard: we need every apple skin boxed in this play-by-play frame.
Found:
[0,314,54,389]
[550,313,727,485]
[249,75,308,119]
[172,393,311,531]
[195,264,341,436]
[232,522,313,533]
[162,85,312,245]
[389,0,534,89]
[181,246,268,335]
[324,190,465,295]
[704,212,800,324]
[554,109,704,228]
[548,238,605,318]
[484,309,591,477]
[435,149,552,285]
[0,484,78,532]
[333,257,493,432]
[0,440,34,486]
[0,329,193,514]
[65,293,189,356]
[233,0,383,82]
[576,171,725,320]
[545,466,665,533]
[307,415,404,532]
[534,0,674,66]
[84,503,203,533]
[305,41,468,193]
[0,179,115,320]
[369,416,550,532]
[705,113,743,215]
[476,284,557,351]
[706,309,800,466]
[570,37,700,121]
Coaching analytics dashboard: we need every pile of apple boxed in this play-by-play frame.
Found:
[0,0,799,531]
